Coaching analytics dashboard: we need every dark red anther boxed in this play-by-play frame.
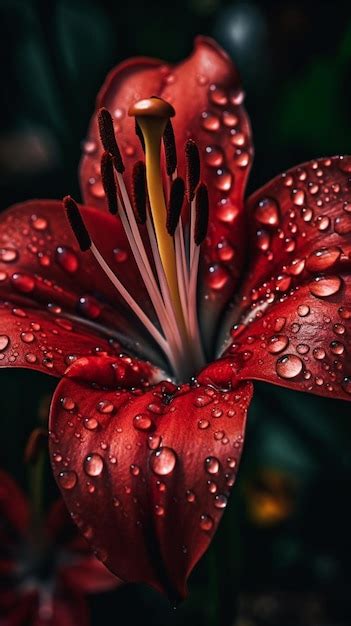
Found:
[101,151,118,215]
[185,139,200,202]
[167,177,185,236]
[98,108,125,173]
[163,119,177,176]
[194,183,209,245]
[64,196,91,251]
[131,161,147,224]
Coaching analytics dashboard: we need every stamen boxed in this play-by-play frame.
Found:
[101,151,118,215]
[128,97,186,334]
[194,183,209,245]
[135,120,145,152]
[163,119,177,176]
[185,139,200,202]
[64,196,91,251]
[131,161,147,224]
[98,108,125,173]
[167,177,184,235]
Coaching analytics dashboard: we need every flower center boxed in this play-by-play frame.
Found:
[65,97,209,380]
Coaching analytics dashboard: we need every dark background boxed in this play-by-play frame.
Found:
[1,1,351,625]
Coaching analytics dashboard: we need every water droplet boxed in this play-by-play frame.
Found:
[11,273,35,293]
[276,354,303,379]
[209,84,228,106]
[58,470,77,490]
[306,246,341,272]
[205,145,224,167]
[309,275,342,297]
[296,343,309,355]
[230,131,245,146]
[204,456,220,474]
[130,464,140,476]
[330,340,344,355]
[207,264,230,290]
[313,347,326,360]
[0,247,19,263]
[214,494,228,509]
[199,514,214,531]
[83,140,97,154]
[222,110,238,127]
[56,246,79,273]
[255,197,280,226]
[84,453,104,477]
[61,397,76,411]
[20,332,34,344]
[133,414,153,431]
[338,156,351,173]
[341,376,351,394]
[0,335,10,351]
[84,417,99,430]
[297,304,310,317]
[215,168,233,191]
[292,189,305,206]
[333,323,345,335]
[201,111,220,131]
[256,229,271,251]
[198,419,210,429]
[268,335,289,354]
[25,353,37,363]
[155,504,165,517]
[31,215,48,231]
[78,296,101,320]
[97,400,115,414]
[316,215,330,231]
[150,447,177,476]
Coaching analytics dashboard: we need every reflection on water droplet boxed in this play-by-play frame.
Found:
[255,198,280,226]
[297,304,310,317]
[31,215,48,231]
[334,214,351,235]
[205,456,220,474]
[84,417,99,430]
[214,494,228,509]
[133,414,153,431]
[306,246,341,272]
[209,84,228,106]
[113,248,128,263]
[0,335,10,351]
[207,264,230,290]
[11,273,35,293]
[150,447,177,476]
[276,354,303,379]
[199,514,214,531]
[268,335,289,354]
[215,168,232,191]
[0,248,18,263]
[201,111,220,131]
[309,275,342,297]
[205,145,224,167]
[56,246,79,273]
[78,296,101,320]
[84,453,104,476]
[341,376,351,394]
[58,470,77,490]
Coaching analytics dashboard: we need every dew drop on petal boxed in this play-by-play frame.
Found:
[84,453,104,477]
[306,246,341,272]
[341,377,351,394]
[199,514,214,531]
[58,470,77,490]
[276,354,303,379]
[201,111,220,131]
[297,304,310,317]
[204,456,220,475]
[55,246,79,273]
[0,335,10,351]
[83,417,99,431]
[268,335,289,354]
[207,264,230,290]
[11,273,35,293]
[133,414,153,431]
[0,247,19,263]
[215,168,233,191]
[309,275,342,297]
[255,198,280,226]
[205,145,224,167]
[214,494,228,509]
[150,447,177,476]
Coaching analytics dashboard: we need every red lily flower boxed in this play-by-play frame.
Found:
[0,36,350,599]
[0,469,118,626]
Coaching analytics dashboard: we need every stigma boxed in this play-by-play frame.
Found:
[65,97,209,380]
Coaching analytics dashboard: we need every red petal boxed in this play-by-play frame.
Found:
[80,37,253,335]
[0,470,29,539]
[60,556,120,594]
[49,355,253,599]
[0,200,165,370]
[220,156,351,400]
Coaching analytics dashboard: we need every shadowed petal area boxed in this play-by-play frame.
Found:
[79,37,254,344]
[0,470,29,539]
[49,355,253,598]
[216,156,351,400]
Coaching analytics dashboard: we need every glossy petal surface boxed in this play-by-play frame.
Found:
[219,156,351,399]
[49,355,253,598]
